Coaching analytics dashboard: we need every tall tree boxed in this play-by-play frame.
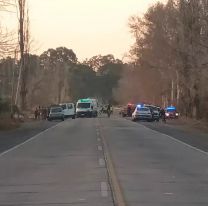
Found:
[16,0,29,110]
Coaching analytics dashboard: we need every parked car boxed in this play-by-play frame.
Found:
[132,106,153,122]
[144,104,160,121]
[165,106,179,119]
[48,106,65,121]
[59,103,76,119]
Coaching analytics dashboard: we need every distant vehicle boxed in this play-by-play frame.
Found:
[144,104,160,121]
[121,103,136,117]
[76,98,98,118]
[48,106,64,121]
[132,105,153,122]
[165,106,179,119]
[59,103,75,119]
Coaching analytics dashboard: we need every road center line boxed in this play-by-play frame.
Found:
[99,123,127,206]
[97,138,101,142]
[98,145,103,151]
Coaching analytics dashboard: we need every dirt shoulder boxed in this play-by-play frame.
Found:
[0,114,21,131]
[166,116,208,133]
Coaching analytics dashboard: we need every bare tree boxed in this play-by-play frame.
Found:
[16,0,30,110]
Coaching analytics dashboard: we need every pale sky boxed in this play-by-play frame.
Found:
[2,0,167,61]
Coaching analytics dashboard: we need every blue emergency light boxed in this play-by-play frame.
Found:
[166,106,176,111]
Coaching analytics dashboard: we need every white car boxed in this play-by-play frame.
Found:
[59,103,75,119]
[132,106,153,122]
[48,107,65,121]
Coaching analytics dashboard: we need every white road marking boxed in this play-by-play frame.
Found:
[99,158,105,166]
[164,193,174,195]
[101,182,108,197]
[0,123,61,158]
[97,138,101,142]
[139,123,208,156]
[98,145,103,151]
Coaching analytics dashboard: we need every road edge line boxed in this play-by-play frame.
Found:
[0,122,61,158]
[139,123,208,156]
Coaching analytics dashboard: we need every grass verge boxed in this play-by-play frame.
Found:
[0,113,21,131]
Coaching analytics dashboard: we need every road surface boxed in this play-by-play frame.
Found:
[0,116,208,206]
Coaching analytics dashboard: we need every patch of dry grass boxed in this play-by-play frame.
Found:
[0,113,20,131]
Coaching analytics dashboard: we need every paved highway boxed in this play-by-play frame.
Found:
[0,116,208,206]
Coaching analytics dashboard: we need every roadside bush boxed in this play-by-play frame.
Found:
[0,98,10,113]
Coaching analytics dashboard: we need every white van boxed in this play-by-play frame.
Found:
[59,103,75,119]
[76,98,98,118]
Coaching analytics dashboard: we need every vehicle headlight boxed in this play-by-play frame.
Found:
[165,113,169,117]
[176,113,179,116]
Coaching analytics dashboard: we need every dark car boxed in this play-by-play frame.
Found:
[165,106,179,119]
[145,105,160,121]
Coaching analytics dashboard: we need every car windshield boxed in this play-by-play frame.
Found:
[60,105,66,110]
[51,108,62,113]
[77,103,91,109]
[137,107,149,112]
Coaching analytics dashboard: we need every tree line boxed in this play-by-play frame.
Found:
[115,0,208,120]
[0,48,123,108]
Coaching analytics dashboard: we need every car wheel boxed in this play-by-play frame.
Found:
[72,115,75,119]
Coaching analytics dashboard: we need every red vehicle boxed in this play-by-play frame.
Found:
[120,103,136,117]
[165,106,179,119]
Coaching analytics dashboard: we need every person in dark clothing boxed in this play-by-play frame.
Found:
[160,108,166,122]
[107,103,112,117]
[127,105,131,117]
[34,108,38,119]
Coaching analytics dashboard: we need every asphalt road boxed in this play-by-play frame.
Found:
[0,116,208,205]
[0,120,57,154]
[139,120,208,152]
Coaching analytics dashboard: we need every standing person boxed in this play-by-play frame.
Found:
[107,103,112,117]
[127,105,131,117]
[42,108,47,120]
[160,108,166,123]
[38,106,41,119]
[34,108,38,120]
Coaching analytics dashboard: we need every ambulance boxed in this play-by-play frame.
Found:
[76,98,98,118]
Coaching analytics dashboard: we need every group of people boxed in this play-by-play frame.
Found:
[99,103,113,117]
[34,106,49,120]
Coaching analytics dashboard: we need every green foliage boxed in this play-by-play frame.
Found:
[0,46,123,108]
[68,64,97,101]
